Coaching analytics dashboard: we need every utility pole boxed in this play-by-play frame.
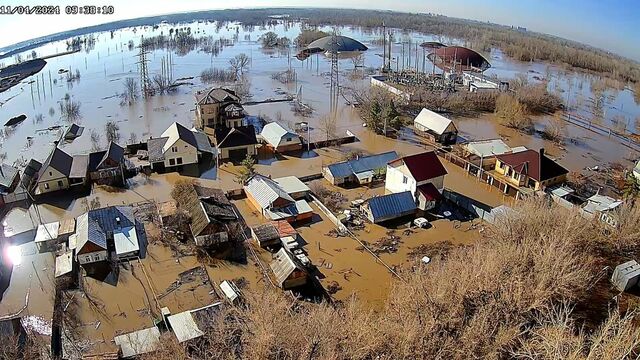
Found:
[382,24,386,72]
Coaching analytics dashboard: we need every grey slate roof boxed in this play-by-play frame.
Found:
[0,163,19,190]
[98,142,125,169]
[214,125,257,148]
[366,191,417,221]
[195,87,240,105]
[40,147,73,178]
[192,131,214,154]
[327,151,398,178]
[147,137,169,163]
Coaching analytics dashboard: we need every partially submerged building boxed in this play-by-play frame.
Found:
[385,152,448,211]
[114,326,161,359]
[172,184,238,246]
[611,260,640,292]
[244,174,313,222]
[413,108,458,145]
[581,194,623,228]
[147,122,214,171]
[75,206,146,265]
[195,87,245,130]
[251,223,281,248]
[362,191,417,224]
[34,221,60,251]
[260,122,302,153]
[87,142,127,186]
[461,139,527,170]
[323,151,398,186]
[35,147,88,194]
[270,247,308,289]
[167,303,221,343]
[214,125,257,161]
[0,163,20,206]
[493,149,568,193]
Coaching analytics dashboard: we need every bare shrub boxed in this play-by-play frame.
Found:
[495,93,532,132]
[201,67,236,83]
[105,121,120,143]
[60,98,81,121]
[515,84,563,114]
[542,113,566,143]
[309,181,346,211]
[120,77,139,105]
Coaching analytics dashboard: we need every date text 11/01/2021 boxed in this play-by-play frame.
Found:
[0,5,115,15]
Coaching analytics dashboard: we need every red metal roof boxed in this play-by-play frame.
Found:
[427,46,491,72]
[390,151,448,182]
[417,183,442,201]
[495,149,568,182]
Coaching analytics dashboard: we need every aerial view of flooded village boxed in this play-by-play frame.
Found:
[1,3,640,359]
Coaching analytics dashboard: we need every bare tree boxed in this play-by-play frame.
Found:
[318,115,337,142]
[121,77,139,105]
[229,53,250,77]
[105,121,120,143]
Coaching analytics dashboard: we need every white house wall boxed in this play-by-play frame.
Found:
[37,166,69,193]
[385,164,417,196]
[78,250,108,265]
[163,139,199,167]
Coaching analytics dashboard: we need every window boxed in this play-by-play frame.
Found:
[286,137,292,142]
[402,176,408,184]
[169,158,176,166]
[171,146,178,153]
[57,180,64,187]
[177,157,183,165]
[44,183,50,190]
[49,171,53,176]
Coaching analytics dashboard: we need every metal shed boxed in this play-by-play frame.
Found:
[362,191,417,224]
[611,260,640,292]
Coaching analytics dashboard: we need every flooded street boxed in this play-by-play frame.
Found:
[0,21,638,173]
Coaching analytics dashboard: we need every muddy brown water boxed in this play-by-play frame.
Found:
[1,18,638,347]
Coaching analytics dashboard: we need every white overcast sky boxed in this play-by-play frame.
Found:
[0,0,637,60]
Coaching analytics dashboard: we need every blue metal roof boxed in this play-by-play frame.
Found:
[367,191,416,221]
[327,151,398,178]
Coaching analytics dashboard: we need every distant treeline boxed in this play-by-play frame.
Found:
[2,8,638,83]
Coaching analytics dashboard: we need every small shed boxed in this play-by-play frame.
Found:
[55,251,74,278]
[261,122,302,153]
[611,260,640,292]
[362,191,417,224]
[251,223,280,248]
[219,280,241,303]
[270,248,308,290]
[413,108,458,145]
[58,218,76,241]
[113,226,140,259]
[114,326,161,359]
[34,221,60,251]
[273,176,310,200]
[270,220,297,239]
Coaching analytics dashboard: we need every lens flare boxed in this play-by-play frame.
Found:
[7,246,22,266]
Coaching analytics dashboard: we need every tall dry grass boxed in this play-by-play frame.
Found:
[138,198,640,359]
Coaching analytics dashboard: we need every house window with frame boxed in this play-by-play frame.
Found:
[58,180,64,187]
[177,157,183,165]
[44,183,50,190]
[172,146,178,153]
[169,158,176,166]
[402,176,408,184]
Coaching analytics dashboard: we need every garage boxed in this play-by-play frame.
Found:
[229,148,248,160]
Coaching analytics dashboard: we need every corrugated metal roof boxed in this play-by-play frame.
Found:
[265,200,312,221]
[69,154,88,179]
[55,251,73,277]
[168,312,203,343]
[366,191,416,221]
[327,151,398,178]
[414,108,455,135]
[114,226,140,256]
[114,326,161,358]
[273,176,310,195]
[583,194,623,214]
[270,248,305,288]
[35,222,60,243]
[252,223,280,242]
[147,137,168,162]
[306,35,368,53]
[260,122,298,148]
[463,139,512,157]
[244,175,294,209]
